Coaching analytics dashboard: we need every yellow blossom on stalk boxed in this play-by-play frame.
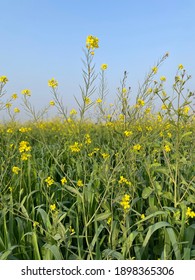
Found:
[186,207,195,219]
[119,114,125,121]
[167,132,172,138]
[5,103,12,108]
[146,126,152,131]
[7,128,13,133]
[178,64,184,70]
[90,51,94,55]
[45,176,55,187]
[96,98,102,103]
[124,130,132,137]
[152,66,158,74]
[133,144,142,151]
[14,107,20,113]
[61,177,67,185]
[122,88,127,94]
[70,109,77,115]
[101,64,108,70]
[19,127,32,133]
[69,226,75,234]
[157,114,163,122]
[84,134,92,145]
[107,217,112,225]
[11,93,18,99]
[69,142,82,152]
[77,179,84,187]
[86,35,99,50]
[147,88,153,94]
[120,194,131,211]
[12,166,21,174]
[118,176,131,186]
[101,153,110,159]
[49,100,55,106]
[21,89,31,96]
[164,144,171,152]
[48,78,58,88]
[84,97,91,105]
[160,76,166,82]
[135,99,145,107]
[140,214,145,219]
[21,153,31,161]
[183,106,190,115]
[33,221,39,228]
[50,204,56,211]
[161,104,168,110]
[145,108,151,114]
[19,141,31,152]
[0,75,8,83]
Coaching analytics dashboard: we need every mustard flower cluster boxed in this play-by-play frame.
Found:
[45,176,55,187]
[186,207,195,219]
[48,78,58,88]
[86,35,99,50]
[0,75,8,84]
[120,194,131,211]
[118,176,131,186]
[69,142,82,152]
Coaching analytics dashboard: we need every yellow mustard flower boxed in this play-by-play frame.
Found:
[96,98,102,103]
[186,207,195,219]
[0,76,8,83]
[61,177,67,185]
[21,153,31,161]
[5,103,12,108]
[69,226,75,234]
[133,144,142,151]
[164,144,171,152]
[70,109,77,115]
[86,35,99,50]
[21,89,31,96]
[178,64,184,70]
[48,78,58,88]
[11,93,18,99]
[152,66,158,74]
[101,64,108,70]
[77,180,84,187]
[19,141,31,153]
[84,97,91,105]
[50,204,56,211]
[118,176,131,186]
[160,76,166,82]
[49,100,55,106]
[12,166,21,174]
[14,107,20,113]
[45,176,55,187]
[120,194,131,211]
[69,142,82,152]
[124,130,132,137]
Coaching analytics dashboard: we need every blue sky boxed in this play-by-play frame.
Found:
[1,0,195,120]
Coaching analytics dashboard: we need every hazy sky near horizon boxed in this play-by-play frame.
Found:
[1,0,195,120]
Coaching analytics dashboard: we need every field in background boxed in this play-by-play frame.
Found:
[0,35,194,260]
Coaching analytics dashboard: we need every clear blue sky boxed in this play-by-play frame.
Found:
[1,0,195,120]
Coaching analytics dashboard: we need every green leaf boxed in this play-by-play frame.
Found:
[95,211,111,222]
[187,195,195,203]
[166,227,181,260]
[141,222,172,256]
[43,244,63,260]
[102,249,124,260]
[142,187,153,199]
